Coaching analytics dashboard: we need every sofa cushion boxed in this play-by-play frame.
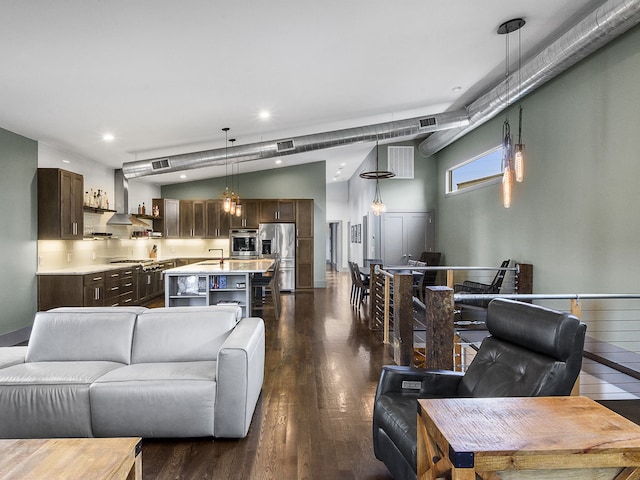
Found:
[132,306,241,363]
[26,311,138,364]
[90,361,217,438]
[0,361,125,438]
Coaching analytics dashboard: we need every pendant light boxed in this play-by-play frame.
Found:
[497,18,525,208]
[359,142,395,216]
[221,128,232,213]
[233,140,242,218]
[514,25,525,183]
[228,138,237,216]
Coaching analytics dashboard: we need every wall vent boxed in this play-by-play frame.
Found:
[387,146,414,179]
[419,116,437,129]
[151,158,170,170]
[276,139,295,152]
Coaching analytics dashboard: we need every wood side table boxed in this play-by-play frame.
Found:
[0,437,142,480]
[417,396,640,480]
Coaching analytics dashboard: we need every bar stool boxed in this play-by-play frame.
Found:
[252,258,281,319]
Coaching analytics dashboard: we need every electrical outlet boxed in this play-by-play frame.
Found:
[66,253,72,263]
[92,251,96,261]
[38,256,42,266]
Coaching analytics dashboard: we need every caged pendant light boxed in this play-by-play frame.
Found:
[359,142,395,216]
[498,18,525,208]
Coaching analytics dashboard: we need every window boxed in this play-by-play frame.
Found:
[446,145,503,194]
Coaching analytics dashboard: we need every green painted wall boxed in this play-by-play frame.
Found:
[0,128,38,336]
[161,161,327,287]
[435,24,640,294]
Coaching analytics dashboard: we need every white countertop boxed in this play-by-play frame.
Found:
[164,259,274,275]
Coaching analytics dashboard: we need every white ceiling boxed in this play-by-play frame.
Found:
[0,0,606,185]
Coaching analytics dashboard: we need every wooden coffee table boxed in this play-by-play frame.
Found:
[0,437,142,480]
[417,396,640,480]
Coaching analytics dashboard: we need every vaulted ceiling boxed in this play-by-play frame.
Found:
[0,0,606,184]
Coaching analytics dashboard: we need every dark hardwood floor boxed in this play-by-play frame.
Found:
[142,267,394,479]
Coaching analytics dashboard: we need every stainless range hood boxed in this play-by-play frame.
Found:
[106,169,133,225]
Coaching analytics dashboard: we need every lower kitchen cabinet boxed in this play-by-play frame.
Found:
[39,272,105,311]
[38,263,172,311]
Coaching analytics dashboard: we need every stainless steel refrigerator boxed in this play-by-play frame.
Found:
[258,223,296,291]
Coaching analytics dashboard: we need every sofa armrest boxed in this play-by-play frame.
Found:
[0,346,28,369]
[374,365,464,401]
[214,317,265,438]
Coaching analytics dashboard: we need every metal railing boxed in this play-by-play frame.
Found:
[368,263,640,383]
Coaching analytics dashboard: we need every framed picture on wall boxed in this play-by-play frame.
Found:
[357,224,361,243]
[351,225,355,243]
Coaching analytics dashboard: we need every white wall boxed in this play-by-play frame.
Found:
[38,143,161,215]
[326,181,349,271]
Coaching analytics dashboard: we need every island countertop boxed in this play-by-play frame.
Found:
[164,259,274,275]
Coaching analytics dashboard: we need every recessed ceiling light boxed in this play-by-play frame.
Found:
[62,159,71,164]
[180,174,187,179]
[102,133,115,142]
[275,159,282,165]
[452,86,462,93]
[340,163,346,167]
[259,110,271,120]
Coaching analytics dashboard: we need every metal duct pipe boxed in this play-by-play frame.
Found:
[121,110,470,179]
[419,0,640,157]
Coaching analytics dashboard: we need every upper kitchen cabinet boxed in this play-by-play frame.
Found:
[38,168,84,240]
[205,200,230,238]
[230,199,259,228]
[295,199,314,238]
[179,200,206,238]
[152,198,180,238]
[259,199,295,223]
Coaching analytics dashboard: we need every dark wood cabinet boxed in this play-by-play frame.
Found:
[205,200,230,238]
[179,200,206,238]
[294,199,314,289]
[230,199,259,228]
[153,198,180,238]
[259,199,296,223]
[295,199,314,238]
[38,168,84,239]
[295,237,314,289]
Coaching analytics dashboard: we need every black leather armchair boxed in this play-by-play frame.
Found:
[373,298,586,480]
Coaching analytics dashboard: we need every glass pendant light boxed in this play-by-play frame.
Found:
[498,18,525,208]
[371,178,386,216]
[502,120,514,208]
[234,147,242,217]
[228,138,236,216]
[221,128,232,212]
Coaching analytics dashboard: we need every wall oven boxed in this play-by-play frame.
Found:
[230,229,258,258]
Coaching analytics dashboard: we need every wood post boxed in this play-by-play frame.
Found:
[515,263,533,294]
[424,286,454,370]
[392,273,414,366]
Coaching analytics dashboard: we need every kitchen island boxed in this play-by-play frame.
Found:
[164,259,274,317]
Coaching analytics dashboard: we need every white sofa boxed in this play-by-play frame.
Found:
[0,305,265,439]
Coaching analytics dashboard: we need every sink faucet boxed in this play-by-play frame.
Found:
[208,248,224,265]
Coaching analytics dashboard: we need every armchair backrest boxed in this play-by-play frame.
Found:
[457,298,586,397]
[487,259,511,293]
